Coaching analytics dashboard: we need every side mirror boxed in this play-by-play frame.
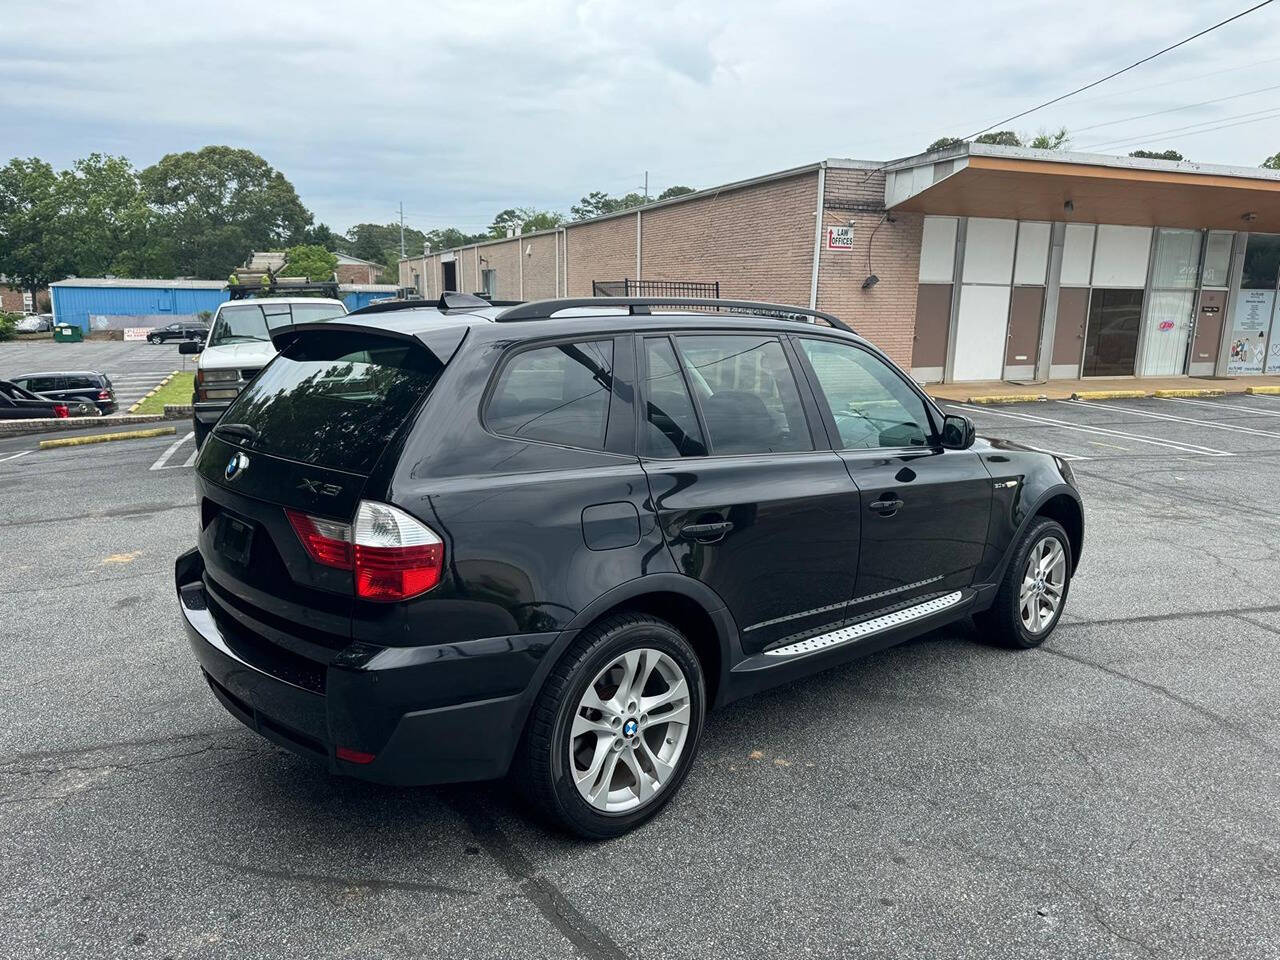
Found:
[941,413,975,450]
[178,340,203,355]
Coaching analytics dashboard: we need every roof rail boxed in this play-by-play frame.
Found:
[494,297,854,333]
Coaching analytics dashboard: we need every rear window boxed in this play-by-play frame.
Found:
[209,302,346,347]
[486,340,615,449]
[218,331,442,474]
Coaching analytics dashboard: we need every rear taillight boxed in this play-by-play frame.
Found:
[286,501,444,601]
[97,390,110,400]
[53,404,69,418]
[285,509,354,569]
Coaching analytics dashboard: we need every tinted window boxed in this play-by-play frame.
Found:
[219,331,442,475]
[800,339,932,449]
[24,377,57,393]
[487,340,614,449]
[642,338,706,457]
[65,376,96,389]
[674,335,811,454]
[210,302,345,346]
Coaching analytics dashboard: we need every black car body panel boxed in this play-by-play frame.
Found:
[0,379,69,418]
[175,301,1083,786]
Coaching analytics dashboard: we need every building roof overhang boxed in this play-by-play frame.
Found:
[888,145,1280,233]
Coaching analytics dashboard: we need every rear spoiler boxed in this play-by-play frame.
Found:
[271,321,470,367]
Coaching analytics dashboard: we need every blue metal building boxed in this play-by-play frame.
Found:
[50,279,400,331]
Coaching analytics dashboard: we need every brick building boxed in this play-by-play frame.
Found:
[401,144,1280,383]
[1,284,50,314]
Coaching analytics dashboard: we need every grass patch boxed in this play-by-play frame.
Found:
[132,371,193,414]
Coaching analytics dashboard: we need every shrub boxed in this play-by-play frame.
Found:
[0,312,19,342]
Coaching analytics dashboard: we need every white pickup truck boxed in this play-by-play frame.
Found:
[181,296,347,446]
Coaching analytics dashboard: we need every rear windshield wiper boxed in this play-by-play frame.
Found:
[214,422,259,444]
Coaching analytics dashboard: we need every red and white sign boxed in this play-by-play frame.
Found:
[123,327,150,341]
[826,225,854,250]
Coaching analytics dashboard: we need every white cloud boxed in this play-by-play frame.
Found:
[2,0,1277,232]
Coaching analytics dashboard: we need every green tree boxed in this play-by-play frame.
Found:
[301,222,343,250]
[1130,149,1185,161]
[487,207,564,238]
[1029,127,1070,150]
[569,190,646,221]
[346,222,425,263]
[139,146,312,279]
[974,130,1023,147]
[657,185,695,201]
[0,157,67,300]
[926,137,965,151]
[57,154,167,278]
[1262,151,1280,170]
[283,244,338,281]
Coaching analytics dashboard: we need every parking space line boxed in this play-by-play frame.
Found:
[1159,396,1280,419]
[182,448,198,468]
[150,432,194,471]
[0,450,32,464]
[949,403,1234,457]
[1059,399,1280,439]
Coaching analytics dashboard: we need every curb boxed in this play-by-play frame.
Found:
[1246,385,1280,395]
[1070,389,1148,401]
[164,404,194,416]
[0,413,166,439]
[127,370,180,415]
[39,426,176,449]
[964,394,1045,405]
[1152,388,1227,398]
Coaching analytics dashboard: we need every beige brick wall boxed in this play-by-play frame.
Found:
[565,216,637,296]
[817,167,923,368]
[640,173,818,305]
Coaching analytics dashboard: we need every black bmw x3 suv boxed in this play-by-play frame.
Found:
[176,294,1083,838]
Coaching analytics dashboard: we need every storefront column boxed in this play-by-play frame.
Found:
[1036,222,1065,381]
[942,218,967,382]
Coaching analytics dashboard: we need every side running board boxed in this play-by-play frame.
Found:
[763,591,964,658]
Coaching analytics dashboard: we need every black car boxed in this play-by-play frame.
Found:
[148,321,208,344]
[175,295,1083,838]
[8,371,116,415]
[0,380,70,419]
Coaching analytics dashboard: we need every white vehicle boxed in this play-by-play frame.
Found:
[182,297,347,447]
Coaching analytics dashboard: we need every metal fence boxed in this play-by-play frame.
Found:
[592,279,721,298]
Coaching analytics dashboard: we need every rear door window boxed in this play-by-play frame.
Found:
[673,335,812,455]
[486,340,615,449]
[641,337,706,458]
[217,331,444,475]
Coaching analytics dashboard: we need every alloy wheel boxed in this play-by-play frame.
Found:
[1020,535,1066,634]
[569,648,691,814]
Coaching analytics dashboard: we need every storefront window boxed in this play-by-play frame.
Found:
[1202,232,1234,287]
[1242,234,1280,289]
[1150,228,1201,288]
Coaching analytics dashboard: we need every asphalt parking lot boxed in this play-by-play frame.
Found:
[2,394,1278,960]
[0,339,192,412]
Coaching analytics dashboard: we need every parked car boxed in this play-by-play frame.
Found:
[8,371,116,415]
[175,295,1084,838]
[180,297,347,447]
[14,314,55,333]
[0,380,70,419]
[147,321,208,344]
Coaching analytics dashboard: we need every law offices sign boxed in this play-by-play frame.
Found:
[826,225,854,251]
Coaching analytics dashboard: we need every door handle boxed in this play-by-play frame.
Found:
[869,498,904,517]
[679,521,734,542]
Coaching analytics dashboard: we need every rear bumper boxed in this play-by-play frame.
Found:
[175,549,547,785]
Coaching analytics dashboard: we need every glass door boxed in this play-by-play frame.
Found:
[1138,228,1200,376]
[1082,289,1144,377]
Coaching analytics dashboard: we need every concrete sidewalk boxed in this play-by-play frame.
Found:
[924,374,1280,404]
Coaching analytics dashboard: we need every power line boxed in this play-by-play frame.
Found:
[961,0,1278,140]
[1070,81,1280,134]
[1065,54,1280,107]
[1078,107,1280,152]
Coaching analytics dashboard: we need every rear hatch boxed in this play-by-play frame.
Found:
[193,325,458,672]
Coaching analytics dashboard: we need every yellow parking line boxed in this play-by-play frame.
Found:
[39,426,176,449]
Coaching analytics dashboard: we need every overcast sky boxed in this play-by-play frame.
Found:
[3,0,1278,235]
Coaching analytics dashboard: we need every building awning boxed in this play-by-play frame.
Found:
[889,150,1280,233]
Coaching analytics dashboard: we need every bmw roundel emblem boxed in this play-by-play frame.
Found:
[225,452,249,481]
[623,719,638,737]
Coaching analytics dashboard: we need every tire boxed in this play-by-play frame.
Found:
[147,335,160,344]
[975,517,1072,649]
[193,418,211,449]
[512,613,706,839]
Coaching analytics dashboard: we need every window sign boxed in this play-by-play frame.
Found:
[1226,289,1274,374]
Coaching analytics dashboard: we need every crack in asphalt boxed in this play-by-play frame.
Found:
[1039,646,1278,758]
[1057,602,1280,631]
[449,799,628,960]
[0,500,196,528]
[207,858,479,899]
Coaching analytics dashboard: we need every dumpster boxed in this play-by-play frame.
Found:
[53,324,83,343]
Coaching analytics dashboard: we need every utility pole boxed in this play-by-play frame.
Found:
[643,171,649,203]
[398,202,406,259]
